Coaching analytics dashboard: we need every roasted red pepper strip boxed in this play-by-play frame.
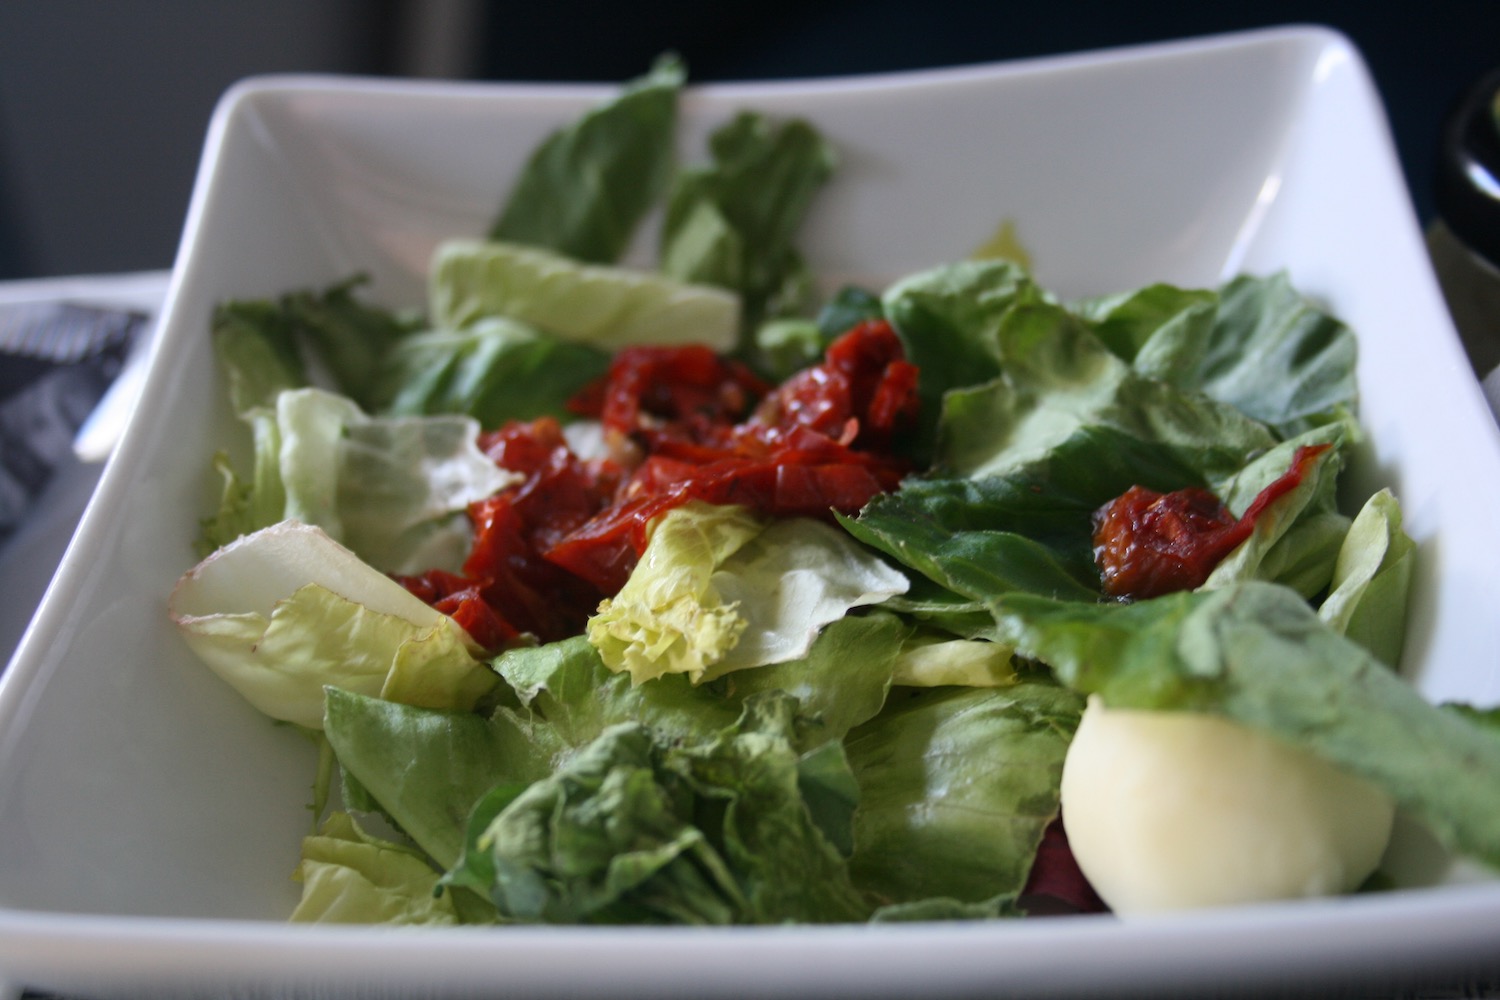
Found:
[1092,443,1332,600]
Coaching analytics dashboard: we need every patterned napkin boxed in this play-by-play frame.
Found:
[0,300,148,541]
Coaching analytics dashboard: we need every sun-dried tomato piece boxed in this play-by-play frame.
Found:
[402,322,924,636]
[1092,444,1331,600]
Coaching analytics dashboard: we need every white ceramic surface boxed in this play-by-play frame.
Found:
[1,25,1498,999]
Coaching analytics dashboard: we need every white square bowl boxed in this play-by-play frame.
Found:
[2,24,1499,999]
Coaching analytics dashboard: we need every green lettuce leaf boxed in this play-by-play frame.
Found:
[816,285,886,336]
[1072,272,1358,439]
[495,634,742,751]
[845,389,1361,620]
[369,317,611,427]
[845,680,1083,907]
[934,300,1277,484]
[1186,273,1358,437]
[197,409,285,556]
[212,299,308,415]
[1069,282,1219,381]
[502,611,904,759]
[748,285,888,382]
[840,440,1131,605]
[213,279,419,415]
[718,611,907,750]
[323,687,556,869]
[279,279,420,408]
[489,54,685,263]
[660,111,837,336]
[879,259,1042,452]
[1202,424,1352,598]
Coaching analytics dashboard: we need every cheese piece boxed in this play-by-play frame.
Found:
[1060,696,1395,914]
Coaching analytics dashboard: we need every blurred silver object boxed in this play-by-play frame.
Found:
[1429,67,1500,383]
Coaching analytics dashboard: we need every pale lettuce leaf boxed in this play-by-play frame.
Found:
[706,517,908,678]
[171,522,496,730]
[588,503,764,684]
[891,633,1015,688]
[589,504,908,685]
[270,388,518,574]
[323,687,557,869]
[429,239,740,352]
[1317,488,1416,667]
[291,811,468,925]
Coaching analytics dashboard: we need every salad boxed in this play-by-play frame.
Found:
[169,57,1500,926]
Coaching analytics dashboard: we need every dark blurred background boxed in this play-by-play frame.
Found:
[1,0,1496,281]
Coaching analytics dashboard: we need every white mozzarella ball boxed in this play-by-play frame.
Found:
[1059,697,1395,915]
